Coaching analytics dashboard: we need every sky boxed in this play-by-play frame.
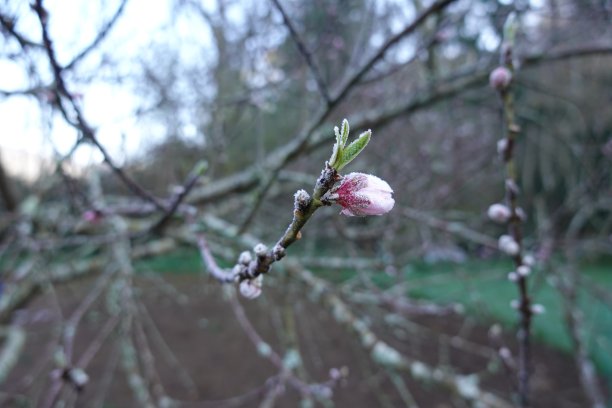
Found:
[0,0,213,178]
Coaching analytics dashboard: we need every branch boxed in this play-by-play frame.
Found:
[32,0,167,212]
[149,161,207,235]
[270,0,331,104]
[187,42,612,210]
[63,0,129,70]
[288,263,513,408]
[0,12,43,49]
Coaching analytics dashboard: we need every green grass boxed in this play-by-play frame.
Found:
[404,259,612,383]
[138,249,612,382]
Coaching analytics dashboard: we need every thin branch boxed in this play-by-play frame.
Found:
[288,263,513,408]
[63,0,129,71]
[493,28,533,407]
[270,0,331,104]
[187,42,612,209]
[149,161,206,235]
[0,154,17,212]
[402,207,498,248]
[331,0,457,104]
[32,0,166,212]
[0,12,43,49]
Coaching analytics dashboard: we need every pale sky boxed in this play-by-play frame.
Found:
[0,0,213,177]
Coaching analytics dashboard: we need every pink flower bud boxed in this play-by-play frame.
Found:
[333,173,394,217]
[489,66,512,90]
[488,203,512,223]
[82,210,103,223]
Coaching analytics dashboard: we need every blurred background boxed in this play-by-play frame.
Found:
[0,0,611,406]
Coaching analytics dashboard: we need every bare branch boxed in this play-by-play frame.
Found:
[270,0,331,104]
[63,0,129,71]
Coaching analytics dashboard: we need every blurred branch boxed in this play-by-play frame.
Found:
[0,238,176,323]
[0,154,17,212]
[187,42,612,211]
[494,25,533,406]
[0,12,42,49]
[402,207,497,248]
[289,263,513,408]
[63,0,129,70]
[522,44,612,65]
[149,161,207,235]
[32,0,167,212]
[0,326,25,383]
[270,0,331,104]
[554,262,606,408]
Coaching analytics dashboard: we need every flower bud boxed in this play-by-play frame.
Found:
[507,272,518,282]
[522,254,535,267]
[497,138,509,156]
[517,265,531,277]
[67,368,89,389]
[239,275,263,299]
[82,210,103,223]
[253,243,268,257]
[488,203,512,223]
[332,173,394,217]
[489,66,512,91]
[499,234,520,256]
[294,189,311,212]
[499,347,512,362]
[531,304,545,314]
[515,207,527,221]
[238,251,252,265]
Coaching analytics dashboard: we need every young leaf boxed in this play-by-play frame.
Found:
[334,125,342,146]
[329,141,340,167]
[329,125,342,166]
[336,129,371,171]
[340,118,350,146]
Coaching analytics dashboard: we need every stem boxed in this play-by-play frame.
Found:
[498,42,532,407]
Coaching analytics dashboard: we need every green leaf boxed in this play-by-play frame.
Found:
[329,141,340,167]
[334,125,342,146]
[336,129,371,171]
[340,118,350,146]
[503,12,517,46]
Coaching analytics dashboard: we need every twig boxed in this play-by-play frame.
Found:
[32,0,166,212]
[0,12,43,49]
[200,163,338,283]
[187,43,612,210]
[403,207,498,248]
[76,315,120,369]
[149,161,207,234]
[288,263,513,408]
[492,18,533,406]
[270,0,330,104]
[63,0,129,70]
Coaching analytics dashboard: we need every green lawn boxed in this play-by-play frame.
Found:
[404,259,612,384]
[135,250,612,383]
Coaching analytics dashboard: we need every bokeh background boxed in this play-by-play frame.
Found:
[0,0,611,406]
